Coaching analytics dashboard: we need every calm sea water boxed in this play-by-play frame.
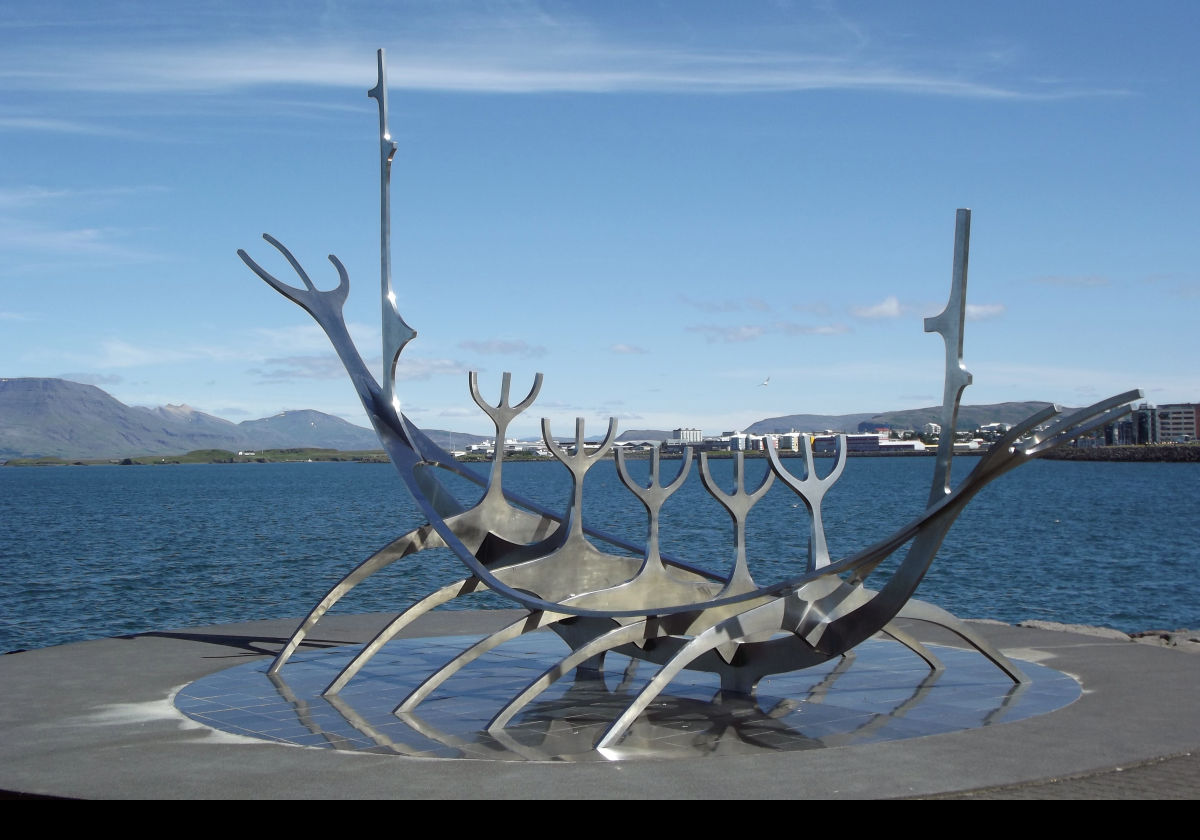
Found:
[1,456,1196,652]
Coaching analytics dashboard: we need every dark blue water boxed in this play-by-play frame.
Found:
[1,456,1196,653]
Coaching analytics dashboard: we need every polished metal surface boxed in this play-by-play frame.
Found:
[175,631,1081,763]
[236,49,1142,754]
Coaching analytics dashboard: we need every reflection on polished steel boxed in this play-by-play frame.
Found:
[237,49,1141,754]
[175,634,1077,762]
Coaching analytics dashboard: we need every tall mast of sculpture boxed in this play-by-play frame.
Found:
[923,208,972,507]
[368,49,417,417]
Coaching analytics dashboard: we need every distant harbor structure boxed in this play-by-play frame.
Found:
[647,430,930,456]
[617,401,1200,458]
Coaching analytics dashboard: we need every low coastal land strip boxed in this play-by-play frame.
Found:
[1038,444,1200,462]
[5,443,1199,466]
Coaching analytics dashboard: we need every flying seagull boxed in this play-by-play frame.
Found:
[759,376,770,387]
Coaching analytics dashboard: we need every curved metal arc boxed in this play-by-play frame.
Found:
[877,622,943,672]
[487,616,668,731]
[324,576,487,696]
[1019,390,1142,455]
[894,599,1028,684]
[394,610,567,715]
[270,523,441,673]
[842,390,1141,602]
[812,435,1047,657]
[595,598,790,750]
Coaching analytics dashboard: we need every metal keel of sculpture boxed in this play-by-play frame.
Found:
[239,50,1141,754]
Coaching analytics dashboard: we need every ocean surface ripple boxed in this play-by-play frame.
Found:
[1,457,1195,653]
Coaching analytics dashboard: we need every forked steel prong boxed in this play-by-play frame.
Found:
[468,371,544,500]
[699,451,774,595]
[543,417,619,542]
[238,235,349,315]
[766,434,847,571]
[615,446,692,577]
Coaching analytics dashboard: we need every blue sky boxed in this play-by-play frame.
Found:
[2,1,1196,439]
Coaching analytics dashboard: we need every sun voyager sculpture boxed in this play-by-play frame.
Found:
[238,51,1140,754]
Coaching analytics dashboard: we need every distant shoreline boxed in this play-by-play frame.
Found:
[1039,445,1200,463]
[5,443,1198,466]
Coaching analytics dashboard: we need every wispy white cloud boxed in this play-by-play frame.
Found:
[1032,275,1109,287]
[0,219,161,264]
[57,371,124,386]
[251,323,337,355]
[0,116,136,137]
[679,296,745,313]
[84,338,197,369]
[686,324,765,343]
[678,295,772,314]
[252,355,346,382]
[72,333,340,373]
[966,303,1006,321]
[253,353,467,383]
[852,295,905,319]
[0,310,33,321]
[610,343,648,354]
[686,320,849,342]
[0,185,166,207]
[0,6,1117,101]
[777,321,850,336]
[0,186,73,206]
[458,339,546,358]
[395,357,471,381]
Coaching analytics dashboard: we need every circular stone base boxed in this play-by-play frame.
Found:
[174,632,1080,762]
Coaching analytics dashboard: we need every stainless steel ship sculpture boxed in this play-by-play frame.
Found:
[239,50,1141,752]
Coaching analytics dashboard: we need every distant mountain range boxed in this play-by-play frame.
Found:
[0,378,489,459]
[0,377,1057,460]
